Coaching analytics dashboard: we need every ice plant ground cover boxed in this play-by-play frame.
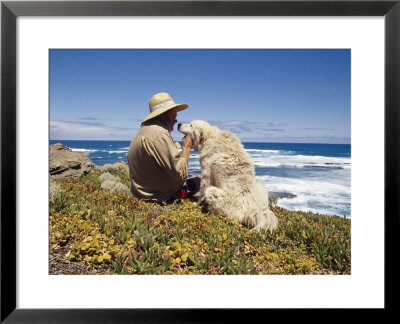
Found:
[49,166,351,275]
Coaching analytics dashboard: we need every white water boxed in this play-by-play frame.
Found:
[188,148,351,217]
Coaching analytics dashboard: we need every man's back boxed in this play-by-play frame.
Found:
[127,121,188,201]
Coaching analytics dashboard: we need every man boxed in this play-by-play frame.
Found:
[127,92,200,202]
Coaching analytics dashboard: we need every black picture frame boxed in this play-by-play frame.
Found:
[1,0,399,322]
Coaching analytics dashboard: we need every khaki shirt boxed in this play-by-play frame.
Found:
[127,121,188,201]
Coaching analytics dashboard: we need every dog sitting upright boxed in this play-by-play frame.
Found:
[178,120,278,231]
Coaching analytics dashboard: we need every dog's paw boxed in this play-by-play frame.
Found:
[196,197,206,205]
[194,200,209,213]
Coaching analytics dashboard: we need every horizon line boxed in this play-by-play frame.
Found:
[49,139,351,145]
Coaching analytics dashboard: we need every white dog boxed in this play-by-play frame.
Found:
[178,120,278,231]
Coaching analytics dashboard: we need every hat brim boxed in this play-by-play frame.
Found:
[142,103,188,123]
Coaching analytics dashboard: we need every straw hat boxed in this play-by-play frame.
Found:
[142,92,188,123]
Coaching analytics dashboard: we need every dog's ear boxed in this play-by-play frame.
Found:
[199,132,204,144]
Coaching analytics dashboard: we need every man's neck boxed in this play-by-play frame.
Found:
[143,119,171,132]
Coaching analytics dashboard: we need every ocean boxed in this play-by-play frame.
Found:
[50,140,351,218]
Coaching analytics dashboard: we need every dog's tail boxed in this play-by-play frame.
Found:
[252,207,278,232]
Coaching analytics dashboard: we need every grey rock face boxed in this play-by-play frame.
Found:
[49,143,97,179]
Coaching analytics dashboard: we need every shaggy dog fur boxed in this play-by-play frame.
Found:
[179,120,278,231]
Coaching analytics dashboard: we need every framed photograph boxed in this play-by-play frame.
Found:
[1,0,399,322]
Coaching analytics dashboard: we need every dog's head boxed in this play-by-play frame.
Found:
[178,120,212,152]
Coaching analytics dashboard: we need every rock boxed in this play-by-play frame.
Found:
[49,143,97,179]
[268,191,297,205]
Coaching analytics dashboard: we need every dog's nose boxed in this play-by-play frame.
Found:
[178,123,182,130]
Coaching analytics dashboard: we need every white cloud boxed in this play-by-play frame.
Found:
[198,120,289,142]
[50,120,138,140]
[207,120,284,137]
[174,120,349,144]
[51,119,350,144]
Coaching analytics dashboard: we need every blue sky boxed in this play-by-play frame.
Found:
[50,49,350,144]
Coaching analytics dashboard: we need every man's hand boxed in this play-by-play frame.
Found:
[180,135,193,164]
[182,135,194,149]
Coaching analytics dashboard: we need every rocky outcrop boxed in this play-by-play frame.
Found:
[269,191,297,205]
[50,143,97,179]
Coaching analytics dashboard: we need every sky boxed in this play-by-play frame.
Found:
[50,49,350,144]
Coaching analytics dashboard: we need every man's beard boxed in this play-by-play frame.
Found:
[166,120,177,132]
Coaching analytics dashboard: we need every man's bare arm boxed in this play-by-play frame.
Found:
[180,135,193,164]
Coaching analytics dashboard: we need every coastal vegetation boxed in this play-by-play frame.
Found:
[49,164,351,275]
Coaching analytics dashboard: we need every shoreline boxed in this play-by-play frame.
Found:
[50,143,350,218]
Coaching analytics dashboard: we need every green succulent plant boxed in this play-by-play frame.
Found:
[50,167,351,275]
